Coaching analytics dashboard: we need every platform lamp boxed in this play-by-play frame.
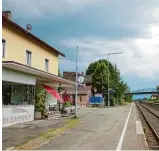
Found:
[103,52,123,107]
[74,46,79,118]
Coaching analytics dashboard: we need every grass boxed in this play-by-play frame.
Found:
[143,127,146,134]
[119,100,130,106]
[145,100,159,103]
[14,118,80,150]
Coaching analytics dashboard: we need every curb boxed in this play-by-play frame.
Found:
[10,118,80,150]
[6,146,15,150]
[134,103,149,150]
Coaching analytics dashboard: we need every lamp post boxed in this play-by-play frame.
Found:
[103,52,122,107]
[59,51,78,118]
[58,57,65,111]
[75,46,78,118]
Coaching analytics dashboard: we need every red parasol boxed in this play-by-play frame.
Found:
[43,85,64,103]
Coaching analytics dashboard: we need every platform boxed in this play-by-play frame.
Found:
[3,103,148,150]
[38,103,148,150]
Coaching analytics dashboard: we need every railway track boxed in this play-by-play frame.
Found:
[136,102,159,150]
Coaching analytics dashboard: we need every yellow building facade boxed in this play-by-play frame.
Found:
[2,18,61,75]
[2,11,75,127]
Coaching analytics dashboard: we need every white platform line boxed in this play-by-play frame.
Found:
[6,146,15,150]
[116,103,133,151]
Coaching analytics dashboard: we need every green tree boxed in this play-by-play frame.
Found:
[86,62,98,75]
[86,59,130,105]
[92,62,108,93]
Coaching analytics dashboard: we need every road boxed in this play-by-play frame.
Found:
[38,104,147,150]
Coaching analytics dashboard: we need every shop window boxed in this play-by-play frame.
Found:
[26,50,32,66]
[2,85,11,105]
[2,82,35,105]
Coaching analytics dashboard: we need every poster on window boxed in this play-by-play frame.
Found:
[2,105,34,127]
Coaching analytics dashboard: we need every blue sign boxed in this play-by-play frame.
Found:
[89,96,103,105]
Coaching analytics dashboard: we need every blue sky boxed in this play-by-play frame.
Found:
[3,0,159,92]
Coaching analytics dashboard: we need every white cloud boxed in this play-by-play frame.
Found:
[2,0,105,19]
[60,26,159,79]
[59,58,88,73]
[3,0,159,87]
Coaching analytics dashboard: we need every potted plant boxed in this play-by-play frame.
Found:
[34,100,42,119]
[61,101,72,115]
[63,101,71,108]
[34,90,47,119]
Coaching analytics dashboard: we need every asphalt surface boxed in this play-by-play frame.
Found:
[3,104,148,150]
[38,104,147,150]
[2,118,67,149]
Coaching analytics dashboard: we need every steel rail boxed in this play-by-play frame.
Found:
[136,103,159,142]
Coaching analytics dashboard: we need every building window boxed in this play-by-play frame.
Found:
[2,82,35,106]
[2,39,6,57]
[26,50,32,66]
[45,59,49,72]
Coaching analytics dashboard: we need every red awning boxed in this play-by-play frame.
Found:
[43,85,64,103]
[62,93,71,103]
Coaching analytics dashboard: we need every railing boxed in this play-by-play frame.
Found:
[126,88,159,94]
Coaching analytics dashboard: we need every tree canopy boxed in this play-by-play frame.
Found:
[86,59,131,104]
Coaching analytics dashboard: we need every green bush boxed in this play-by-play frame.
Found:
[154,100,159,103]
[35,90,46,115]
[110,97,116,106]
[119,100,127,105]
[63,101,71,108]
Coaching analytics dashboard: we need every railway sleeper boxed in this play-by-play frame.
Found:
[149,145,159,150]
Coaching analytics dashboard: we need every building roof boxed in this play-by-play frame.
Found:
[2,61,76,87]
[63,72,92,84]
[2,15,65,57]
[85,75,92,83]
[64,86,92,95]
[151,94,159,97]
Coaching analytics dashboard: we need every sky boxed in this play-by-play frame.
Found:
[2,0,159,92]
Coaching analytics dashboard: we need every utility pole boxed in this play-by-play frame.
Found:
[75,46,78,118]
[107,55,110,107]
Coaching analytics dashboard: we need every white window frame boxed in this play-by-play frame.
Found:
[26,50,32,66]
[45,58,49,72]
[2,39,6,57]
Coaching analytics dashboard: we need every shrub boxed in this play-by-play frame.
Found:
[35,90,46,115]
[63,101,71,108]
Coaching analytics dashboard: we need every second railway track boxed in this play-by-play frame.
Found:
[136,102,159,150]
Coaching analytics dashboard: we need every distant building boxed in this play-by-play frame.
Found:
[85,75,92,86]
[150,94,159,100]
[61,86,92,108]
[63,72,92,86]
